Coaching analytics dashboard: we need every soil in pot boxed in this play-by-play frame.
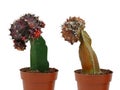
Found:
[75,69,113,90]
[20,67,58,90]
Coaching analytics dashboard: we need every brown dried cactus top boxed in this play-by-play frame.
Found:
[61,17,85,44]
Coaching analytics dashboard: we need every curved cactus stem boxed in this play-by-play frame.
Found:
[30,36,49,72]
[79,30,101,74]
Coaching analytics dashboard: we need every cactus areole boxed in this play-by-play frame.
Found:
[61,17,102,74]
[10,14,49,72]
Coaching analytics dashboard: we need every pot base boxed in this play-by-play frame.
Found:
[20,67,58,90]
[75,69,113,90]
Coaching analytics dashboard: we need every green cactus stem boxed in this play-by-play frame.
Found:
[30,36,49,72]
[79,30,101,74]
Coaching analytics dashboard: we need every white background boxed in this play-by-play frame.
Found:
[0,0,120,90]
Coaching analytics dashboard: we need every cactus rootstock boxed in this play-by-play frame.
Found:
[30,36,49,72]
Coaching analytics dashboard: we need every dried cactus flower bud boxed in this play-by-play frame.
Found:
[61,17,85,44]
[9,13,45,50]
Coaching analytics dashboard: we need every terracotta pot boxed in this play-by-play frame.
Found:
[75,69,113,90]
[20,67,58,90]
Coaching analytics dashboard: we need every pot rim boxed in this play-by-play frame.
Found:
[74,69,113,76]
[20,67,58,74]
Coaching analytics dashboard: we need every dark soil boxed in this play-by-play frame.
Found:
[75,69,113,75]
[20,67,58,73]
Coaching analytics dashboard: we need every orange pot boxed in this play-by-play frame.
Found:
[20,67,58,90]
[75,69,113,90]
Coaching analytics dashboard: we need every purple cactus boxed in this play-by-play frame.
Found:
[9,14,45,50]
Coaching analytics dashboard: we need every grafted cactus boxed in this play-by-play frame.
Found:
[61,17,101,74]
[9,13,49,72]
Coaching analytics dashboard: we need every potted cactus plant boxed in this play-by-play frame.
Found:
[9,13,58,90]
[61,17,113,90]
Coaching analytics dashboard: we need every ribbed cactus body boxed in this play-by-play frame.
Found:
[30,36,49,72]
[79,31,101,74]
